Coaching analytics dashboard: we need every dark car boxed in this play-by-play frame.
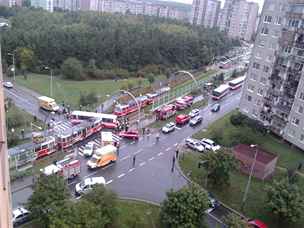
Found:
[211,103,220,112]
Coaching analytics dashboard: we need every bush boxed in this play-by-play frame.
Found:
[230,112,246,126]
[79,92,98,107]
[61,57,85,80]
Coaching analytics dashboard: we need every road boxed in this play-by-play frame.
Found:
[12,90,241,215]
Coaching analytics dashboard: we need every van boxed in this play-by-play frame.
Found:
[38,96,59,112]
[87,145,117,169]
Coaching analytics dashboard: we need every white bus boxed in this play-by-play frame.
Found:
[228,76,246,90]
[70,111,118,129]
[212,84,230,100]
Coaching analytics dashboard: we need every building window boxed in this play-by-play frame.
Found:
[256,99,261,106]
[288,19,300,28]
[258,88,264,96]
[251,73,258,81]
[275,16,282,25]
[252,109,258,117]
[292,117,300,126]
[273,30,280,37]
[255,51,261,59]
[263,66,270,73]
[264,15,272,23]
[247,84,255,92]
[259,40,265,47]
[300,134,304,142]
[284,46,292,53]
[247,95,252,102]
[289,129,295,137]
[298,106,304,114]
[253,62,260,69]
[261,27,269,35]
[299,92,304,100]
[266,55,273,62]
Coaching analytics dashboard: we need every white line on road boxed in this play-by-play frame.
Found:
[134,149,142,155]
[118,173,125,178]
[78,152,84,157]
[174,143,178,147]
[157,152,163,156]
[84,171,97,179]
[139,162,146,167]
[149,157,155,161]
[128,168,135,172]
[68,181,77,186]
[120,155,130,161]
[106,180,113,185]
[165,147,171,152]
[175,127,181,130]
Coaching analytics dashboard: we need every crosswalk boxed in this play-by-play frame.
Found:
[53,121,73,133]
[78,139,102,157]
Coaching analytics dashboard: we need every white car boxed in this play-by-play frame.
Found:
[146,93,158,99]
[3,81,13,88]
[83,142,95,157]
[162,122,176,134]
[189,109,200,118]
[205,193,219,213]
[75,176,106,196]
[185,138,205,152]
[200,138,221,152]
[12,207,30,226]
[189,115,203,127]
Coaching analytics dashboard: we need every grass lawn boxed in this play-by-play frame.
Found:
[193,111,304,169]
[180,151,304,228]
[21,200,160,228]
[16,74,157,108]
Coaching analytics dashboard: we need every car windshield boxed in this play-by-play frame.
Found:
[90,157,98,163]
[166,123,173,128]
[79,181,86,189]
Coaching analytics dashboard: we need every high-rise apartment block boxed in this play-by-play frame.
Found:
[240,0,304,150]
[30,0,189,21]
[190,0,220,28]
[0,0,22,7]
[218,0,258,41]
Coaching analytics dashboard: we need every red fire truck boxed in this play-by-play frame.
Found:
[34,136,57,159]
[175,96,193,110]
[155,104,176,120]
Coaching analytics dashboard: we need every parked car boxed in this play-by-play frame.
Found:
[75,176,106,196]
[83,142,95,157]
[3,81,13,88]
[206,192,219,213]
[12,207,30,226]
[247,219,268,228]
[175,114,190,125]
[185,138,204,152]
[162,122,176,134]
[118,130,139,140]
[189,109,200,118]
[211,103,220,112]
[200,138,221,152]
[189,115,203,127]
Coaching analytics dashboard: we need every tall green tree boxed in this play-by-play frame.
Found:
[224,214,247,228]
[160,185,209,228]
[265,177,304,223]
[61,57,84,80]
[17,47,35,72]
[28,174,69,227]
[202,150,238,187]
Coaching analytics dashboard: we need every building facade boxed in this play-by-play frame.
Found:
[218,0,258,41]
[31,0,54,12]
[239,0,304,150]
[190,0,220,28]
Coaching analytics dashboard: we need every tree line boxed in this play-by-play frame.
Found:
[1,7,240,80]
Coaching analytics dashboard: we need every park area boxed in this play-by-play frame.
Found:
[180,111,304,228]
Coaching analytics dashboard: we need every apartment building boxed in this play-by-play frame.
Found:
[0,0,22,7]
[31,0,54,12]
[190,0,220,28]
[218,0,258,41]
[239,0,304,150]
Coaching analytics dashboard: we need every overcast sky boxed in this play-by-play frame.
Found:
[175,0,265,9]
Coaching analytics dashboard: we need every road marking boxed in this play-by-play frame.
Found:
[139,162,146,167]
[68,181,77,186]
[118,173,125,178]
[106,180,113,185]
[157,152,163,156]
[134,149,142,155]
[75,196,82,200]
[174,143,178,147]
[130,141,135,145]
[78,152,84,157]
[128,168,135,172]
[84,171,97,179]
[120,155,130,161]
[175,127,181,130]
[149,157,155,161]
[165,147,171,152]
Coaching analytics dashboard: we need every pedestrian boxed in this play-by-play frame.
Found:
[125,124,129,132]
[175,149,179,159]
[171,156,176,173]
[142,127,146,135]
[21,129,25,139]
[132,155,136,167]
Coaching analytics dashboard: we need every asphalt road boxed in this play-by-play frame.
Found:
[12,90,241,209]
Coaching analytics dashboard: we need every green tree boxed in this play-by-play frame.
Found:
[160,185,209,228]
[17,47,35,73]
[147,73,155,84]
[224,214,247,228]
[265,177,304,223]
[28,174,69,227]
[202,150,238,187]
[61,57,84,80]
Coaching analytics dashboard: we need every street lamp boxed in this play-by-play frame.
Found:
[241,144,258,212]
[8,51,16,81]
[44,66,53,97]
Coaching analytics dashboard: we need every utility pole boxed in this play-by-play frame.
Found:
[0,46,13,228]
[8,52,15,81]
[241,144,258,211]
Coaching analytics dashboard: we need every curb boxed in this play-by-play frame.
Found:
[118,196,161,207]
